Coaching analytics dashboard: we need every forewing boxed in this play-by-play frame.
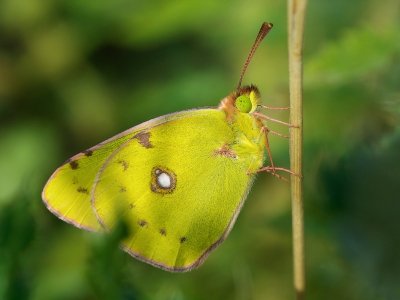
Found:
[42,109,210,231]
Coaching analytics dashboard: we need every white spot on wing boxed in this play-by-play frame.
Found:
[157,172,171,188]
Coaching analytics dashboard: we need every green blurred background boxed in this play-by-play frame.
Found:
[1,0,399,299]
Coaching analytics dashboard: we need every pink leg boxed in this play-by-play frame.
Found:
[258,104,290,110]
[254,112,299,128]
[247,109,301,181]
[246,127,302,181]
[267,128,289,139]
[262,126,276,173]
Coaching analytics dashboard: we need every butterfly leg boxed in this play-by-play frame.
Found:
[253,111,299,128]
[260,126,291,181]
[268,129,289,139]
[256,105,298,137]
[262,126,276,174]
[258,104,290,110]
[247,126,301,181]
[246,126,278,177]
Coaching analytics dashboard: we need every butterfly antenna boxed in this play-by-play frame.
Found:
[237,22,273,90]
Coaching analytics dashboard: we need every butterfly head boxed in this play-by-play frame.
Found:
[218,85,261,120]
[234,85,261,113]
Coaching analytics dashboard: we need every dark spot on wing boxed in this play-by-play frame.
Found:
[77,187,89,194]
[118,160,129,171]
[129,203,134,209]
[84,149,93,157]
[119,186,126,193]
[180,237,186,243]
[213,144,237,158]
[72,176,78,184]
[135,131,153,148]
[70,160,79,170]
[159,228,167,236]
[138,220,148,227]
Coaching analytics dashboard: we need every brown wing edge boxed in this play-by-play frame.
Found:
[41,152,104,232]
[41,192,103,233]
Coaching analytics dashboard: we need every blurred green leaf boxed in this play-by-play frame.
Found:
[0,124,60,204]
[306,24,398,85]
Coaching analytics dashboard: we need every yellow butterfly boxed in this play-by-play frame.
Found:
[42,22,296,272]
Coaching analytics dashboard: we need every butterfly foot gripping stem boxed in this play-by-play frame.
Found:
[247,126,302,181]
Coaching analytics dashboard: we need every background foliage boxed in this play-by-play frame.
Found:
[1,0,399,299]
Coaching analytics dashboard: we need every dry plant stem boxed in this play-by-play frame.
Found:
[288,0,307,299]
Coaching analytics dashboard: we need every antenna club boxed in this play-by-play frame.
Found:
[237,22,273,90]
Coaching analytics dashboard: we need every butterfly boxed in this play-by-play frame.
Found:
[42,22,298,272]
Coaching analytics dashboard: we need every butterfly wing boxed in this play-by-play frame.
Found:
[42,109,213,231]
[91,109,265,271]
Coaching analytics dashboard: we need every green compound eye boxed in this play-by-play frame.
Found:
[235,95,252,113]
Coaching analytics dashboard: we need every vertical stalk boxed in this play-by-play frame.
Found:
[288,0,307,299]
